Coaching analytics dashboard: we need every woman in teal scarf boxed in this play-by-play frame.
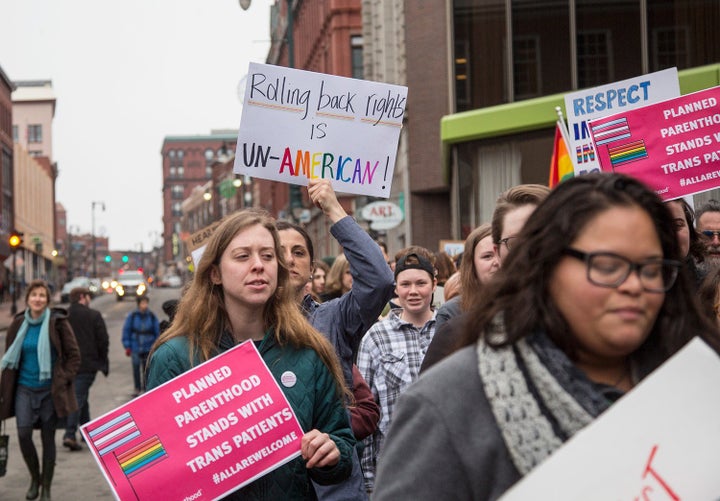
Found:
[0,279,80,501]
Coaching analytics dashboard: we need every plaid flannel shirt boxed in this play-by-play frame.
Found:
[356,308,436,491]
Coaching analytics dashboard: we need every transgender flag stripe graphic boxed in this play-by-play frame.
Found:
[591,117,631,145]
[87,412,141,456]
[117,435,168,478]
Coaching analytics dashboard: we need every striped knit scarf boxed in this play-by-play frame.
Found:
[476,325,613,475]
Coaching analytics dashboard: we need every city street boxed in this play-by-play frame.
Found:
[0,286,181,500]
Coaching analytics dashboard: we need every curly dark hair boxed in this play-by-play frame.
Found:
[460,173,720,377]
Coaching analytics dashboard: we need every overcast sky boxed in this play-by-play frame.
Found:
[1,0,271,251]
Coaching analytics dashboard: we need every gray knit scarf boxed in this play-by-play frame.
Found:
[477,324,613,475]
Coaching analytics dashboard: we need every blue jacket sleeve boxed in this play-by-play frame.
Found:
[330,216,395,341]
[121,313,133,350]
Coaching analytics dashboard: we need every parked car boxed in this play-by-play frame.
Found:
[60,277,91,303]
[115,270,148,301]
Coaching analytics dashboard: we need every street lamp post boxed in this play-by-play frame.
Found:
[281,0,303,219]
[240,0,301,220]
[9,230,23,315]
[11,248,17,315]
[91,201,106,278]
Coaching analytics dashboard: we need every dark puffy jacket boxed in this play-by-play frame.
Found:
[146,330,355,500]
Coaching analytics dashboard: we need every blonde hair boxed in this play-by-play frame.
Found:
[324,253,350,296]
[151,208,347,398]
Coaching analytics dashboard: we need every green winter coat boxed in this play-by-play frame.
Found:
[146,329,355,500]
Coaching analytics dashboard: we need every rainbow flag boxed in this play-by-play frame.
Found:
[608,139,648,167]
[117,435,168,478]
[549,121,574,188]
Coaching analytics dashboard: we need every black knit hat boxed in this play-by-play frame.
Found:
[394,253,435,279]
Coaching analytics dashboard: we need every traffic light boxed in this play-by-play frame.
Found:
[104,255,112,263]
[122,255,129,263]
[8,230,23,249]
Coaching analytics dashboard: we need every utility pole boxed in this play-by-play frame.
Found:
[240,0,302,221]
[91,201,106,277]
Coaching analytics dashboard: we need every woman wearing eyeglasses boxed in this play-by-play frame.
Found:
[372,173,720,500]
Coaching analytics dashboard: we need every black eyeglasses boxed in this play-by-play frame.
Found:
[701,230,720,239]
[562,248,681,292]
[497,236,518,251]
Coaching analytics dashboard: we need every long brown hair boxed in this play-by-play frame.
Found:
[324,253,350,297]
[460,223,492,312]
[461,174,720,377]
[151,208,347,398]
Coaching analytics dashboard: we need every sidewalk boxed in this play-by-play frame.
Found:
[0,298,24,332]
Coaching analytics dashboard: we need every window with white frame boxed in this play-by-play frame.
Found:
[171,185,184,199]
[27,124,42,143]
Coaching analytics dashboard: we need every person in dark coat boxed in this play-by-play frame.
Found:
[0,279,80,501]
[62,287,109,451]
[159,298,179,334]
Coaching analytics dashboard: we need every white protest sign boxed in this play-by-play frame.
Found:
[564,68,680,176]
[501,338,720,500]
[233,63,407,198]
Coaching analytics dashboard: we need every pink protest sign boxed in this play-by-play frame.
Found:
[589,85,720,200]
[81,341,304,501]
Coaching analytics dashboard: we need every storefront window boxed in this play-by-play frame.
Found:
[576,0,640,87]
[512,0,571,99]
[453,0,508,110]
[647,0,720,72]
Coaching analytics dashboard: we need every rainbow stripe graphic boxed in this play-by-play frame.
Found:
[87,412,141,456]
[117,435,168,478]
[608,139,648,167]
[591,117,631,146]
